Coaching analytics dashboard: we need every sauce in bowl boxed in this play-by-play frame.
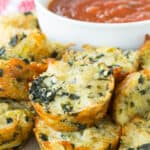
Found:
[48,0,150,23]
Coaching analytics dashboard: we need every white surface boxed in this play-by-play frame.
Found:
[35,0,150,50]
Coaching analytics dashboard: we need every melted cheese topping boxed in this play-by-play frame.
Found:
[30,61,114,115]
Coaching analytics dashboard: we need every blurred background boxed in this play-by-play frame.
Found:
[0,0,35,16]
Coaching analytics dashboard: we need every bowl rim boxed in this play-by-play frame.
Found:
[35,0,150,28]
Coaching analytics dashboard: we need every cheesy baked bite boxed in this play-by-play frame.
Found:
[0,58,47,101]
[63,47,139,81]
[35,117,121,150]
[119,115,150,150]
[0,24,34,46]
[0,29,51,62]
[113,70,150,125]
[139,35,150,69]
[0,12,39,29]
[0,99,33,150]
[0,25,69,62]
[29,60,114,131]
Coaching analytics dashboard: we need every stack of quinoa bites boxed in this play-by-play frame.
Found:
[30,35,150,150]
[113,37,150,150]
[30,59,122,150]
[0,12,150,150]
[0,12,68,149]
[0,12,40,149]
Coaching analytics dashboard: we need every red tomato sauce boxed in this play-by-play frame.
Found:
[48,0,150,23]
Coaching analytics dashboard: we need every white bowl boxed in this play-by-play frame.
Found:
[35,0,150,49]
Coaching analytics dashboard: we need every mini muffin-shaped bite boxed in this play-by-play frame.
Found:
[35,117,121,150]
[29,60,114,131]
[0,30,51,62]
[0,12,39,29]
[113,70,150,125]
[0,11,41,44]
[119,115,150,150]
[0,99,33,150]
[0,58,47,101]
[0,24,34,46]
[63,47,139,81]
[0,16,70,62]
[48,41,72,60]
[0,26,70,62]
[139,35,150,69]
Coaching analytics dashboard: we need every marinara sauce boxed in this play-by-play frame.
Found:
[48,0,150,23]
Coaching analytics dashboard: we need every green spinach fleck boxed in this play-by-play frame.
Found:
[6,118,13,124]
[0,47,5,56]
[138,75,144,84]
[69,94,80,100]
[9,35,18,47]
[0,69,3,77]
[61,103,73,113]
[40,133,48,141]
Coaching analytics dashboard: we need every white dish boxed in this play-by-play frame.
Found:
[35,0,150,49]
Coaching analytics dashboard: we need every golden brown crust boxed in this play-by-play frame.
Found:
[34,117,121,150]
[0,99,33,149]
[29,60,48,76]
[32,100,109,131]
[0,58,47,101]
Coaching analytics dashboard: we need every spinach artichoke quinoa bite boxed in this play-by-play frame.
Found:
[34,117,121,150]
[0,12,71,62]
[0,99,33,150]
[63,46,139,81]
[0,12,39,30]
[113,70,150,125]
[29,59,114,131]
[0,58,47,101]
